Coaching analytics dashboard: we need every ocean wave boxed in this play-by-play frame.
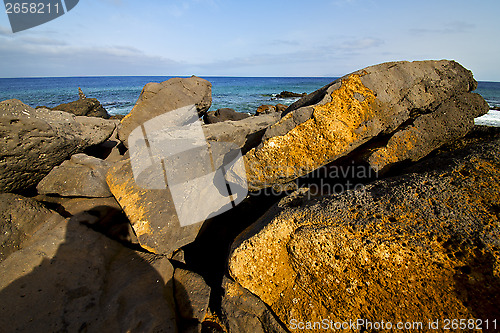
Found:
[474,110,500,127]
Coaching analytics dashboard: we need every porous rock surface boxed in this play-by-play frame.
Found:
[0,99,115,193]
[229,129,500,331]
[106,158,203,255]
[242,60,489,191]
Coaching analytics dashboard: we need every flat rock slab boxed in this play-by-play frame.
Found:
[106,158,203,255]
[243,60,489,191]
[118,76,212,147]
[37,153,113,198]
[0,99,116,193]
[229,131,500,330]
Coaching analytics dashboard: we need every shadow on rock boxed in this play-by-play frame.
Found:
[0,206,177,333]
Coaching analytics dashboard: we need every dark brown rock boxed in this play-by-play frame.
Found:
[78,87,86,100]
[275,103,288,113]
[204,108,250,124]
[0,99,116,193]
[37,154,112,198]
[275,91,306,98]
[0,208,177,332]
[174,268,211,322]
[52,98,110,119]
[255,105,276,115]
[220,276,288,333]
[0,193,64,261]
[256,104,288,116]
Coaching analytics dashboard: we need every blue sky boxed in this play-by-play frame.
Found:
[0,0,499,80]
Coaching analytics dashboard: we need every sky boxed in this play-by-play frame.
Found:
[0,0,499,80]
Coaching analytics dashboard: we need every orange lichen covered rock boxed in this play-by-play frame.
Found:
[229,128,500,332]
[243,60,489,191]
[106,159,203,254]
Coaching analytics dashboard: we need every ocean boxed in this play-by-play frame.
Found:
[0,76,499,125]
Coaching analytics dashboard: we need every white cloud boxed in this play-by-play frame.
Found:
[410,21,476,35]
[340,38,384,50]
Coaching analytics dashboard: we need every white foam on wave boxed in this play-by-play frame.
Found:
[474,110,500,127]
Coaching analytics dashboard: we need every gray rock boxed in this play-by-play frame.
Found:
[243,60,489,191]
[229,128,500,330]
[118,76,212,147]
[37,153,112,198]
[0,206,177,332]
[106,158,204,255]
[0,193,64,262]
[0,99,116,193]
[174,268,211,322]
[220,276,288,333]
[203,113,281,153]
[204,108,250,124]
[52,98,110,119]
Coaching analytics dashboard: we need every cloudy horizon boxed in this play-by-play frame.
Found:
[1,0,499,80]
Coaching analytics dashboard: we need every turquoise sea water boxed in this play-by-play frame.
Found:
[0,76,499,124]
[0,76,337,115]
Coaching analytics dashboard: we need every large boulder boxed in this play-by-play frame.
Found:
[241,60,489,191]
[51,98,110,119]
[0,206,177,332]
[106,158,204,254]
[0,99,116,193]
[118,76,212,147]
[204,108,250,124]
[37,153,112,198]
[0,193,64,261]
[203,113,281,153]
[228,127,500,331]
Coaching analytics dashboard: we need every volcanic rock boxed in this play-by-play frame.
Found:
[228,128,500,331]
[204,108,250,124]
[241,60,489,191]
[0,99,116,193]
[118,76,212,147]
[52,98,110,118]
[0,193,64,261]
[276,91,306,98]
[37,153,112,198]
[0,207,177,332]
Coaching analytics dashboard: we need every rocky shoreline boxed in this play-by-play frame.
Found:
[0,60,498,332]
